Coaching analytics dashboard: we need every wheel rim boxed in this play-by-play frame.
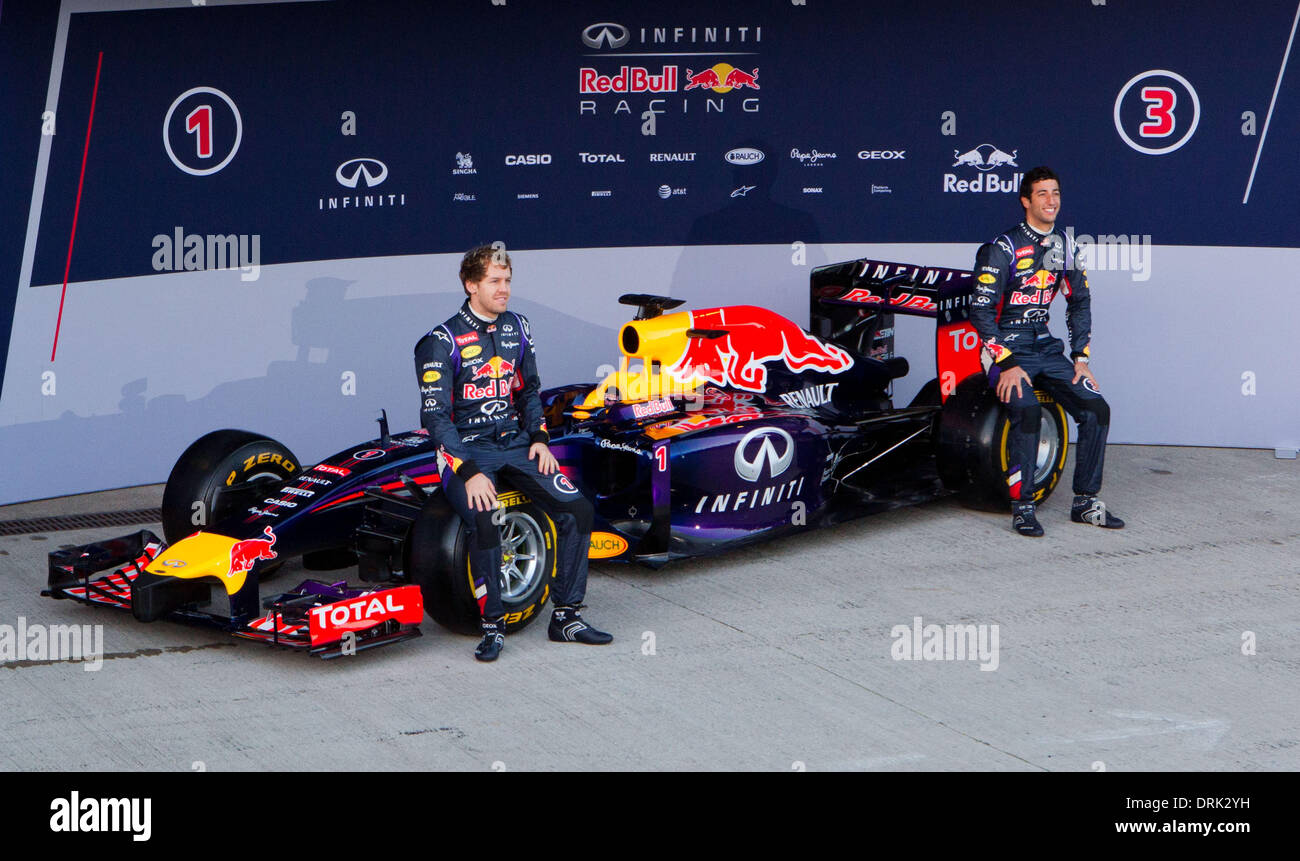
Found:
[498,510,545,600]
[1033,410,1062,486]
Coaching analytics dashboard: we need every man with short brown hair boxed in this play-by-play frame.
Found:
[414,244,612,660]
[969,168,1125,537]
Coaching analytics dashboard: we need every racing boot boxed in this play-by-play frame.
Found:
[1071,495,1125,529]
[474,617,505,662]
[548,604,613,645]
[1012,502,1044,537]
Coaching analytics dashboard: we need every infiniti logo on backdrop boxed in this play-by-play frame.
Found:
[582,22,629,49]
[335,158,388,189]
[734,427,794,482]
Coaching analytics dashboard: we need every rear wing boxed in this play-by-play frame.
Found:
[811,257,981,402]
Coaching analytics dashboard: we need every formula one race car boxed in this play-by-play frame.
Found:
[44,257,1068,655]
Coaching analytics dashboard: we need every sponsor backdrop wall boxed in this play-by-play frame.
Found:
[1,0,1296,504]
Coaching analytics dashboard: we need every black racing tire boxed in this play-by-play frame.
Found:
[937,376,1069,511]
[405,489,557,635]
[161,429,301,545]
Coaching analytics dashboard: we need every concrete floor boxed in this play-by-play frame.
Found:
[1,444,1296,771]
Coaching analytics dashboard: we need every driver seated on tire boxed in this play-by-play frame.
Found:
[970,166,1126,537]
[414,243,612,660]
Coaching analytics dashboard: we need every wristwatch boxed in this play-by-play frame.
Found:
[1075,356,1090,364]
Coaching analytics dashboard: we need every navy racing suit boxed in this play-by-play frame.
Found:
[970,222,1110,502]
[414,301,593,620]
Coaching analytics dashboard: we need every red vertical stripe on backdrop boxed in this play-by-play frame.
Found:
[51,50,103,362]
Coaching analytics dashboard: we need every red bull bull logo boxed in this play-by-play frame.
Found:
[1020,269,1057,291]
[229,526,277,576]
[684,63,759,93]
[668,306,853,393]
[472,356,515,380]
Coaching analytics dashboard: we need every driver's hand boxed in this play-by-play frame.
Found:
[996,366,1031,404]
[529,442,558,475]
[463,473,497,512]
[1072,360,1099,391]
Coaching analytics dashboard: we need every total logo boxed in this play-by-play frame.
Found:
[580,152,626,164]
[943,143,1022,194]
[657,184,687,199]
[319,157,406,211]
[505,154,552,165]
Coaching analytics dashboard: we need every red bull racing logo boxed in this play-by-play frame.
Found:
[668,306,853,393]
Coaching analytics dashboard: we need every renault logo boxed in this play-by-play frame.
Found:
[734,427,794,482]
[582,22,629,49]
[335,158,388,189]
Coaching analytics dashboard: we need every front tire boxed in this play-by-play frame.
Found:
[405,489,556,635]
[937,376,1068,511]
[161,429,301,543]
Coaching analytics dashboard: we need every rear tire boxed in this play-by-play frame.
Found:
[161,429,301,544]
[937,376,1068,511]
[405,489,556,635]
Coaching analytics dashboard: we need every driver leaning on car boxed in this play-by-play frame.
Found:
[414,244,612,661]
